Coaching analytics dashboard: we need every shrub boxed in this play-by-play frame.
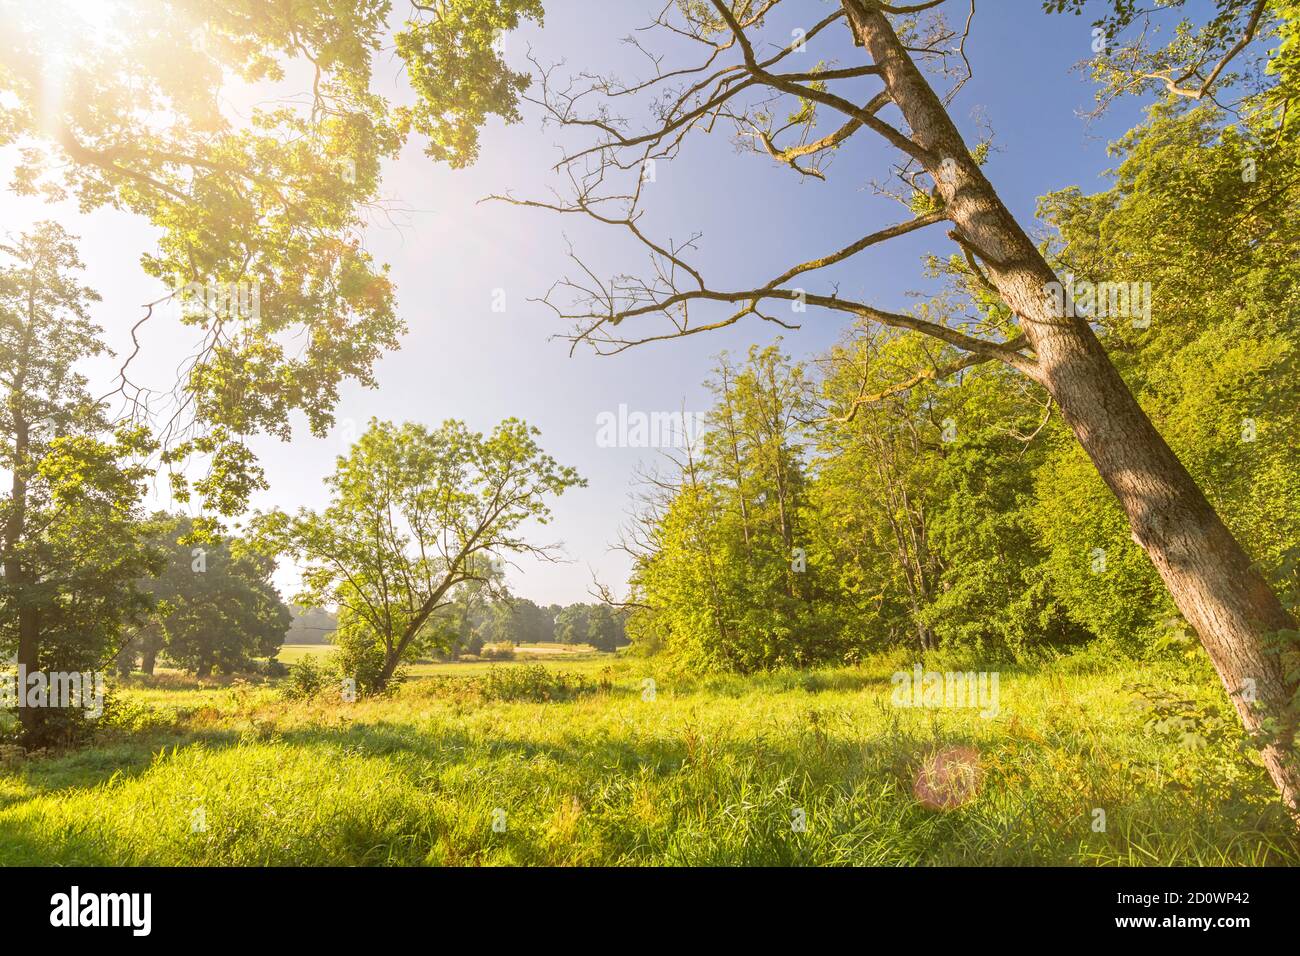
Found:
[410,665,596,704]
[479,665,593,702]
[480,642,516,661]
[282,655,330,700]
[332,614,404,696]
[264,659,290,678]
[98,693,179,736]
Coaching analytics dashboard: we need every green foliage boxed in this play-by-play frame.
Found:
[583,604,627,653]
[396,0,544,167]
[259,417,583,691]
[632,337,1080,670]
[0,1,547,515]
[1033,101,1300,649]
[630,343,846,671]
[486,597,555,645]
[97,692,179,737]
[282,654,331,702]
[0,223,159,744]
[135,515,292,677]
[333,606,403,696]
[553,604,590,645]
[626,68,1300,677]
[476,664,593,702]
[410,663,596,703]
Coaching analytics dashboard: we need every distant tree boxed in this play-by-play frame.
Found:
[128,515,291,677]
[554,604,591,645]
[509,598,557,644]
[584,604,627,653]
[261,418,583,693]
[285,606,339,646]
[116,620,166,677]
[478,595,555,646]
[483,600,517,647]
[444,556,506,658]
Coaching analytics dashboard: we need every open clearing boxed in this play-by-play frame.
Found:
[0,649,1295,866]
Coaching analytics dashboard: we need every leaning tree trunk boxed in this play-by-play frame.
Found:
[375,647,402,692]
[846,0,1300,812]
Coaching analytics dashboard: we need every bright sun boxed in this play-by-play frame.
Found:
[62,0,123,31]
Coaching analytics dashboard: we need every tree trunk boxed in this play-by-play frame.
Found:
[115,639,136,678]
[141,647,157,675]
[376,648,402,691]
[14,604,44,745]
[3,409,47,747]
[846,0,1300,812]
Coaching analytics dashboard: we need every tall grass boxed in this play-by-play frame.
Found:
[0,651,1294,865]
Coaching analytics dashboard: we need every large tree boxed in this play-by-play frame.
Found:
[492,1,1300,811]
[259,418,583,692]
[0,222,158,745]
[0,0,543,517]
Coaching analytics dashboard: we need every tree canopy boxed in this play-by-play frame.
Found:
[259,417,583,691]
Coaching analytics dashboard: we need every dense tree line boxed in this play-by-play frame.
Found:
[476,598,628,652]
[505,0,1300,811]
[623,94,1300,674]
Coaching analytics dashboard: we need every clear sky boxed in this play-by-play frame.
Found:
[0,0,1152,605]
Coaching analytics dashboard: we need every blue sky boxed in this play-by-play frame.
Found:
[0,1,1153,605]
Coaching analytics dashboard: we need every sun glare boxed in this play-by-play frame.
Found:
[63,0,122,32]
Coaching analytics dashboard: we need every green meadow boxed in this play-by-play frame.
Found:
[0,646,1294,866]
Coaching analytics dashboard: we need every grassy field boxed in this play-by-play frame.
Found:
[276,642,604,676]
[0,646,1296,865]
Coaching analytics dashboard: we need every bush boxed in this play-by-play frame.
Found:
[335,641,399,697]
[480,642,516,661]
[246,658,289,678]
[98,693,179,735]
[282,655,330,700]
[331,612,405,696]
[411,665,596,704]
[479,665,593,702]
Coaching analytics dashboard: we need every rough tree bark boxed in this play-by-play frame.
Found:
[845,0,1299,812]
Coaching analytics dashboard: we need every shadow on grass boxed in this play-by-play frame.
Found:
[2,673,1297,866]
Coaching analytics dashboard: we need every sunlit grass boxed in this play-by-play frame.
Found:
[275,641,609,677]
[0,651,1294,865]
[275,643,337,665]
